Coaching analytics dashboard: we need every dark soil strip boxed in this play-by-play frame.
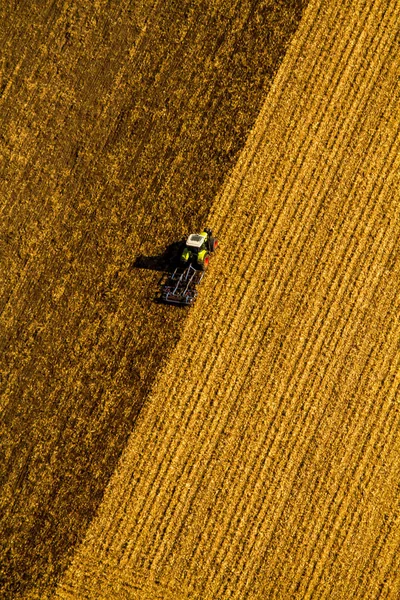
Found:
[0,1,307,597]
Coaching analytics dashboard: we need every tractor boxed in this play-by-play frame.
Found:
[180,228,218,270]
[161,228,218,304]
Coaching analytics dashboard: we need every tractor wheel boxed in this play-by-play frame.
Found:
[209,237,218,252]
[200,254,210,270]
[181,247,191,265]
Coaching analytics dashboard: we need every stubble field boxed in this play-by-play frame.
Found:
[0,0,306,598]
[55,0,400,599]
[2,0,400,599]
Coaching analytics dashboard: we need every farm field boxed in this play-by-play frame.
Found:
[0,0,307,598]
[55,0,400,598]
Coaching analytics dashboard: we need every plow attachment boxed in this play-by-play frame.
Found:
[161,265,205,305]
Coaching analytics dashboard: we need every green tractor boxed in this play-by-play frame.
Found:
[180,228,218,270]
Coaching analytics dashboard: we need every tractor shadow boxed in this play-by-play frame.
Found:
[133,240,188,306]
[133,240,184,273]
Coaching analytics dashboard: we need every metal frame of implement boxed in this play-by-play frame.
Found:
[161,264,205,305]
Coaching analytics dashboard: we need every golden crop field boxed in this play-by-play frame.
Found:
[54,0,400,599]
[2,0,399,599]
[1,1,307,598]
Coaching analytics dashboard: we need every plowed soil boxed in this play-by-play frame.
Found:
[0,1,306,598]
[55,0,400,598]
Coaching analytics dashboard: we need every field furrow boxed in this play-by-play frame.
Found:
[1,1,308,597]
[54,0,400,599]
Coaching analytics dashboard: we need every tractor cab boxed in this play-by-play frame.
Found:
[181,228,217,270]
[185,233,207,252]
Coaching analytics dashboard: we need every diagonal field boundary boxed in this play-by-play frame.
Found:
[56,0,400,598]
[0,1,308,598]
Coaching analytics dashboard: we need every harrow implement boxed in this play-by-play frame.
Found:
[161,264,205,305]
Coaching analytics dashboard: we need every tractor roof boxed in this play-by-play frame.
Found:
[186,233,205,249]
